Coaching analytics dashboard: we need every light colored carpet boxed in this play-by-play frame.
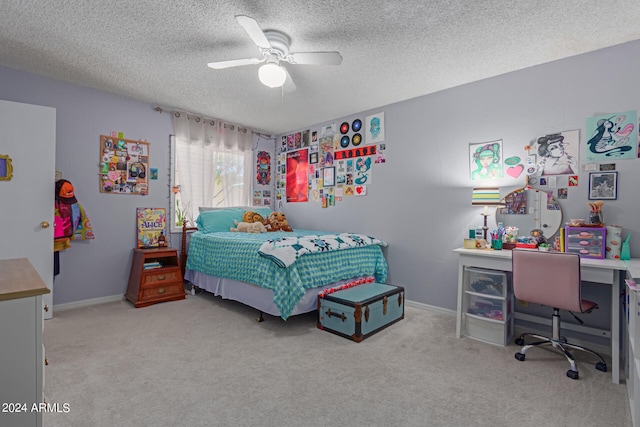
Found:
[43,291,631,427]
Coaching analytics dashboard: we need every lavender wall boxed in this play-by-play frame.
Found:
[0,66,173,305]
[2,39,640,314]
[278,40,640,312]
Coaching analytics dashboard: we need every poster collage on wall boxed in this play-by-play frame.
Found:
[274,112,386,208]
[468,110,639,202]
[99,133,158,196]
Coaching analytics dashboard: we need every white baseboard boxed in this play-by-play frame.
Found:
[53,294,124,312]
[405,299,456,317]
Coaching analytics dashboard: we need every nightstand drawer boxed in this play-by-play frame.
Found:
[142,268,181,286]
[140,283,184,300]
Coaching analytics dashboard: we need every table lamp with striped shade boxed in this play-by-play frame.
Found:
[472,187,502,241]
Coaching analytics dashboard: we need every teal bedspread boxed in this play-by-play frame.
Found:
[185,229,388,320]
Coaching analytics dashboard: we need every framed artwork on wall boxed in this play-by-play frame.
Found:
[0,154,13,181]
[588,171,618,200]
[323,166,335,187]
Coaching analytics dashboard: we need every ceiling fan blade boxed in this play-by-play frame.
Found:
[283,68,296,93]
[286,51,343,65]
[207,58,264,69]
[235,15,271,50]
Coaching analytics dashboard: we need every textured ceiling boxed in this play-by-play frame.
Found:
[2,1,640,135]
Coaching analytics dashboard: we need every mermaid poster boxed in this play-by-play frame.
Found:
[585,111,636,161]
[469,140,503,181]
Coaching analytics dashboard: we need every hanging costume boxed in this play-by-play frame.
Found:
[54,179,94,275]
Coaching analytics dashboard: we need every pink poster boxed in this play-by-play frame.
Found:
[286,149,309,203]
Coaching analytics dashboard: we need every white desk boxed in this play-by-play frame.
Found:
[454,247,627,384]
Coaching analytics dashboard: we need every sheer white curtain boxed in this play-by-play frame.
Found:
[172,112,253,224]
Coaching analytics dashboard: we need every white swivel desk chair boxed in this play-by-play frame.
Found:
[511,249,608,380]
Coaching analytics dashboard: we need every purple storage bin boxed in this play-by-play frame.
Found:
[564,226,606,259]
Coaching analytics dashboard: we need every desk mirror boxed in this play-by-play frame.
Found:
[495,187,563,239]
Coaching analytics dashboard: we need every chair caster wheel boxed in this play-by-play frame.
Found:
[596,362,607,372]
[515,338,524,346]
[514,352,525,361]
[567,370,579,380]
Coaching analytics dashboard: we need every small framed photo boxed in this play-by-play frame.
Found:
[588,171,618,200]
[323,167,335,187]
[0,154,13,181]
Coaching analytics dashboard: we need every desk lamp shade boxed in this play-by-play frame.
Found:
[471,188,501,206]
[472,187,501,241]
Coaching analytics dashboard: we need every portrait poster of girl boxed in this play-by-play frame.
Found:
[469,140,503,181]
[585,111,636,162]
[528,130,579,176]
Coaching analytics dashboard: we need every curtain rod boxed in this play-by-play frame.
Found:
[153,105,272,139]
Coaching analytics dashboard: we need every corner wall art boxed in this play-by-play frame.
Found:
[277,110,387,209]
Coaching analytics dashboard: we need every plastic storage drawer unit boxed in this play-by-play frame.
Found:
[463,267,514,346]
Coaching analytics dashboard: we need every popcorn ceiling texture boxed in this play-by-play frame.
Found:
[2,0,640,134]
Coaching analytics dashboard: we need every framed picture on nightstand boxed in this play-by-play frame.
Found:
[588,171,617,200]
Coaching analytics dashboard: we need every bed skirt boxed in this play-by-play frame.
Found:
[184,269,370,318]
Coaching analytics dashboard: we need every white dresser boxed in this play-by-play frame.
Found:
[0,258,50,427]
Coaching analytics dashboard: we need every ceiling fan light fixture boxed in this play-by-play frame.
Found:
[258,62,287,88]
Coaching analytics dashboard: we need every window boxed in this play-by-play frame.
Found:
[170,113,253,232]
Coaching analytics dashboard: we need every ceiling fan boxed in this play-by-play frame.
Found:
[207,15,343,91]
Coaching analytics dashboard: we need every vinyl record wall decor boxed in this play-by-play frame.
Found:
[335,119,364,148]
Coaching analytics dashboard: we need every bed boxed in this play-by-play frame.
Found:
[180,207,388,320]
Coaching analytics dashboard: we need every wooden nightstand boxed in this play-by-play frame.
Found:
[125,248,186,308]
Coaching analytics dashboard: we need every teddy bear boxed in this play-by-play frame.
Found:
[263,211,293,232]
[230,219,267,233]
[242,210,265,223]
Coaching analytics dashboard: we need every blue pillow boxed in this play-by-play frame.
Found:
[196,208,244,233]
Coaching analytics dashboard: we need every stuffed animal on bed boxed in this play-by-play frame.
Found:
[230,220,267,233]
[263,212,293,232]
[242,210,265,224]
